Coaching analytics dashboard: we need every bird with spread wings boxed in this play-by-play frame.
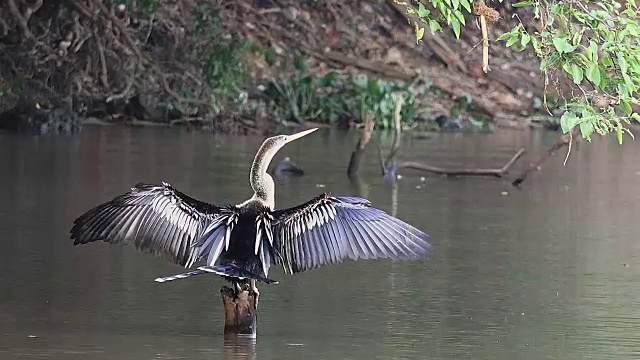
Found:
[71,128,431,307]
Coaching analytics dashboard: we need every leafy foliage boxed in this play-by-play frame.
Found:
[395,0,640,145]
[263,56,337,123]
[192,5,253,99]
[345,75,428,128]
[265,57,428,127]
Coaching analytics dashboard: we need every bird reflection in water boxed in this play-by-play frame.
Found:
[269,156,305,184]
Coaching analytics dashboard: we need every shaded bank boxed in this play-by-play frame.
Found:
[1,0,556,134]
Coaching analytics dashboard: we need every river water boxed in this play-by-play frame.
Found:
[0,126,639,359]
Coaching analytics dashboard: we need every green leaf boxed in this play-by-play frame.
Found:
[512,0,534,7]
[293,55,306,72]
[602,55,613,67]
[552,37,566,53]
[616,126,623,144]
[452,0,460,10]
[460,0,472,13]
[454,9,466,25]
[450,16,461,39]
[589,41,599,62]
[632,113,640,122]
[621,100,633,116]
[531,36,541,54]
[506,34,519,47]
[560,111,579,133]
[572,31,583,46]
[319,71,338,87]
[520,33,531,48]
[618,52,628,74]
[598,68,608,87]
[367,78,381,97]
[579,121,594,141]
[418,3,430,17]
[497,31,513,41]
[429,20,442,34]
[586,63,601,85]
[552,37,576,53]
[416,27,425,42]
[570,64,584,84]
[623,73,634,90]
[541,52,560,71]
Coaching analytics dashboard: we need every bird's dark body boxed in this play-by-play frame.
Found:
[219,201,274,282]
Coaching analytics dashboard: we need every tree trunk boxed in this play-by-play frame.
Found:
[220,286,257,336]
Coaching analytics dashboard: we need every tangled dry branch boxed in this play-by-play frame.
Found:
[0,0,221,119]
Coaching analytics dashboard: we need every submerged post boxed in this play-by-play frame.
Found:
[220,285,257,336]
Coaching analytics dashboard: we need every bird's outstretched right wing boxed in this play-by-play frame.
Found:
[269,193,431,274]
[71,182,237,268]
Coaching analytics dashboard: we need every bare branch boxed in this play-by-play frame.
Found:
[378,93,524,179]
[398,148,525,177]
[473,0,499,73]
[7,0,43,38]
[385,96,403,167]
[90,0,148,64]
[512,129,579,187]
[347,113,375,176]
[96,38,110,90]
[0,15,9,37]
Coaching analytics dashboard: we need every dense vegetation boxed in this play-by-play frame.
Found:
[398,0,640,144]
[0,0,637,138]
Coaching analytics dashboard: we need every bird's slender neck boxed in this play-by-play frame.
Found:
[249,140,280,209]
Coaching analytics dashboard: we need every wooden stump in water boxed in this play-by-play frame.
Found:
[220,285,257,336]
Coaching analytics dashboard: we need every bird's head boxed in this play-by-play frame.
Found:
[261,127,318,153]
[250,128,318,205]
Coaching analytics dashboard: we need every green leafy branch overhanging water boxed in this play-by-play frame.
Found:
[394,0,640,145]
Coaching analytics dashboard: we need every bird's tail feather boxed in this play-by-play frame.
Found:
[198,264,279,284]
[153,265,279,284]
[154,269,208,283]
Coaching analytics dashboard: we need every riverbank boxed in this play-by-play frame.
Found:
[0,0,560,135]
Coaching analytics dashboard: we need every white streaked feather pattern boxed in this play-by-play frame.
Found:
[270,193,431,274]
[71,183,232,268]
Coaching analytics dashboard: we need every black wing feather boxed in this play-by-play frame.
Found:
[270,193,431,274]
[71,182,234,268]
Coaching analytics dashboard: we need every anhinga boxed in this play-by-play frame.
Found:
[71,128,430,307]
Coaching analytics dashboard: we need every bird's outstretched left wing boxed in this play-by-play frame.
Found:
[71,182,237,268]
[269,193,431,274]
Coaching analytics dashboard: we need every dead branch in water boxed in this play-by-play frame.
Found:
[347,113,375,176]
[512,129,579,187]
[379,96,524,178]
[397,149,525,177]
[381,96,405,174]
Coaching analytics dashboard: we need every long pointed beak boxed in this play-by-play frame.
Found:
[285,127,318,143]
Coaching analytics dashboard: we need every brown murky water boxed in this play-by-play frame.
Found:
[1,126,639,359]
